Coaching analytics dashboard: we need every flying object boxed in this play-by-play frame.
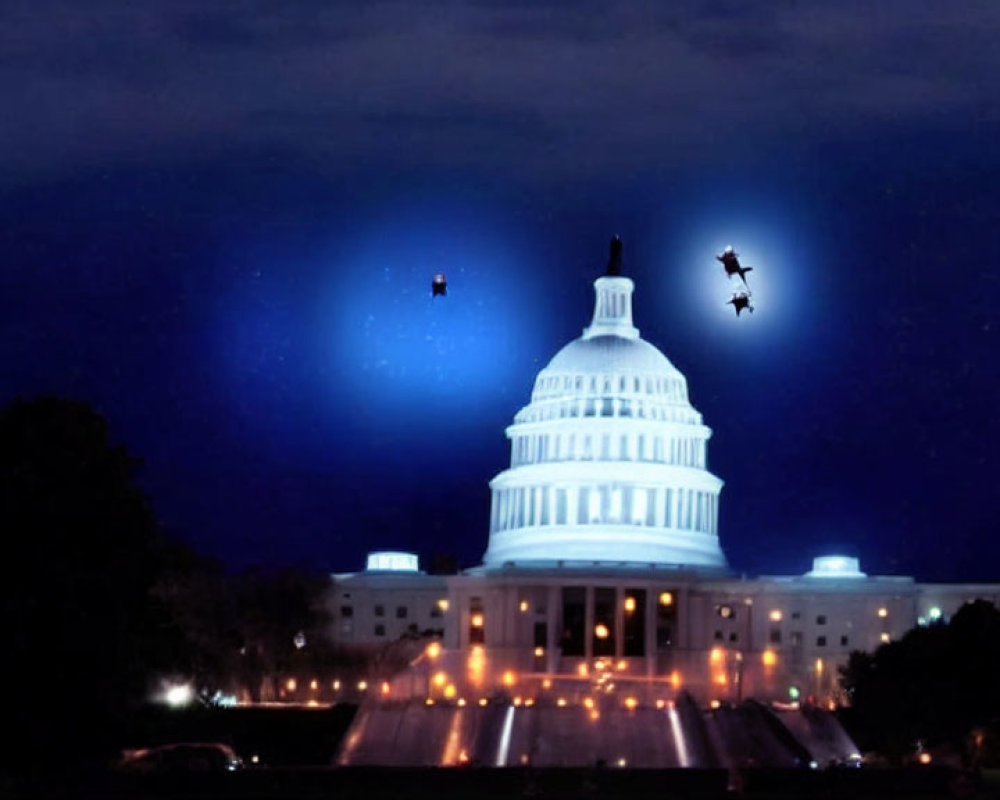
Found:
[716,246,753,286]
[727,290,754,317]
[431,273,447,297]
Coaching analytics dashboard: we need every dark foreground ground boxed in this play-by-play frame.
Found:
[11,764,995,800]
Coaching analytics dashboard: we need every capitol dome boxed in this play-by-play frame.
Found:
[481,241,728,571]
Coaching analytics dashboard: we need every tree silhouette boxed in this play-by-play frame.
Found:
[0,397,166,777]
[840,599,1000,761]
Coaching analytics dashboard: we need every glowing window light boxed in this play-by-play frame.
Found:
[594,659,606,671]
[427,642,442,658]
[624,596,636,613]
[332,680,341,690]
[310,680,318,691]
[519,600,529,612]
[624,697,638,710]
[525,698,534,707]
[479,698,488,707]
[877,607,888,618]
[616,660,627,671]
[433,672,448,687]
[710,700,721,709]
[762,650,777,667]
[710,647,724,664]
[502,670,516,687]
[617,758,628,767]
[594,624,609,639]
[655,699,665,709]
[769,610,783,622]
[717,605,734,619]
[513,696,522,706]
[714,674,728,686]
[437,599,450,612]
[815,658,823,674]
[659,592,674,606]
[471,613,484,628]
[542,679,552,689]
[444,684,457,699]
[557,698,567,707]
[381,682,391,696]
[357,681,368,691]
[584,697,595,709]
[534,646,544,657]
[590,710,600,720]
[306,699,320,707]
[577,663,589,677]
[286,679,297,692]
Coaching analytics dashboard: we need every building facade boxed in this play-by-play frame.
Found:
[328,250,999,706]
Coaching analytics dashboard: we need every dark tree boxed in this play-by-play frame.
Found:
[229,565,335,701]
[0,397,166,777]
[840,599,1000,761]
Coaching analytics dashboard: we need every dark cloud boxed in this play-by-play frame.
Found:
[2,0,998,184]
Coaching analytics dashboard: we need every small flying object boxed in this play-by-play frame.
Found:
[431,273,447,297]
[716,246,753,286]
[727,290,754,317]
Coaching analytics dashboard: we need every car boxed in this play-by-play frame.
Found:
[116,742,244,774]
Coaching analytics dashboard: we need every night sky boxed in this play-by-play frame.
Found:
[3,2,998,580]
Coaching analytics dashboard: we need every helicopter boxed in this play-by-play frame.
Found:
[431,273,447,297]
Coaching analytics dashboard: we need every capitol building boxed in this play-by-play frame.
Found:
[327,241,999,714]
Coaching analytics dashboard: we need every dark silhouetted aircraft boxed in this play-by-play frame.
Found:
[727,290,754,316]
[716,246,753,286]
[431,273,447,297]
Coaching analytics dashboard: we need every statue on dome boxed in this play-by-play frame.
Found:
[716,245,753,286]
[431,273,447,297]
[606,236,623,276]
[727,290,754,316]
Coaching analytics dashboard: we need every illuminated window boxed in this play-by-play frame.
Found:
[659,592,673,606]
[769,610,782,622]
